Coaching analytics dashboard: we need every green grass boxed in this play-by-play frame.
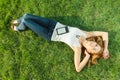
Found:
[0,0,120,80]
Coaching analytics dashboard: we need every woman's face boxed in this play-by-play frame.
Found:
[83,40,101,54]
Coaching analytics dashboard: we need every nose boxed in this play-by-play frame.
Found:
[90,42,94,47]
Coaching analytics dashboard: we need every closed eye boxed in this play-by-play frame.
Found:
[95,44,98,47]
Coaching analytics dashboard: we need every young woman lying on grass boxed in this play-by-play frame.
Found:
[11,14,109,72]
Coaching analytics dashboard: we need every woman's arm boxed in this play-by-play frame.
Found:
[72,47,90,72]
[93,31,108,50]
[84,31,109,59]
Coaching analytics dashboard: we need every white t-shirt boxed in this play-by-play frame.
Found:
[51,22,87,48]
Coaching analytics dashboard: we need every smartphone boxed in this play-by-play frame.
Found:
[56,26,69,35]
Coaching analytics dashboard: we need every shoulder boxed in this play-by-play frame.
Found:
[72,46,82,54]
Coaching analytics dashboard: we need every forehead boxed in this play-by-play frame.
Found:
[89,41,97,43]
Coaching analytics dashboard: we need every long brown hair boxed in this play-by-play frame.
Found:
[83,36,104,66]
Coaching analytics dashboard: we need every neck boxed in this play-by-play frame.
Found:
[79,36,86,47]
[82,40,87,47]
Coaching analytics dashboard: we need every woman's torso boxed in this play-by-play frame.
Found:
[51,22,87,48]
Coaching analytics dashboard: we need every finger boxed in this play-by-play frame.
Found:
[104,56,108,59]
[104,55,109,59]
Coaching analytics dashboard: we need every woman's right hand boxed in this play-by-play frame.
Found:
[85,50,90,57]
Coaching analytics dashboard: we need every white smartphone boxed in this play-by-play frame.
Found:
[56,26,69,35]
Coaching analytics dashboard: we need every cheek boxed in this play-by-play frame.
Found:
[86,46,91,51]
[94,48,100,53]
[86,44,91,48]
[87,48,93,53]
[96,47,101,52]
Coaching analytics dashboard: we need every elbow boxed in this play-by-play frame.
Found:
[105,32,108,35]
[104,32,108,36]
[76,68,82,73]
[102,32,108,40]
[76,69,80,73]
[105,32,108,39]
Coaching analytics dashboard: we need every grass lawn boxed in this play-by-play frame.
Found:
[0,0,120,80]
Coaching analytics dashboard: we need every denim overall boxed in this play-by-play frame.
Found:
[16,14,57,40]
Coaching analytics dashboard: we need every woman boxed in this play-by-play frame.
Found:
[11,14,109,72]
[84,36,105,66]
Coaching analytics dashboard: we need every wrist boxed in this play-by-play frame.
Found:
[86,54,90,57]
[103,41,108,49]
[104,47,108,50]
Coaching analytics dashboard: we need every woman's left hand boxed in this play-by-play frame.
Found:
[103,49,109,59]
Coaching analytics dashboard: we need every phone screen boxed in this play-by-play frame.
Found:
[56,27,69,35]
